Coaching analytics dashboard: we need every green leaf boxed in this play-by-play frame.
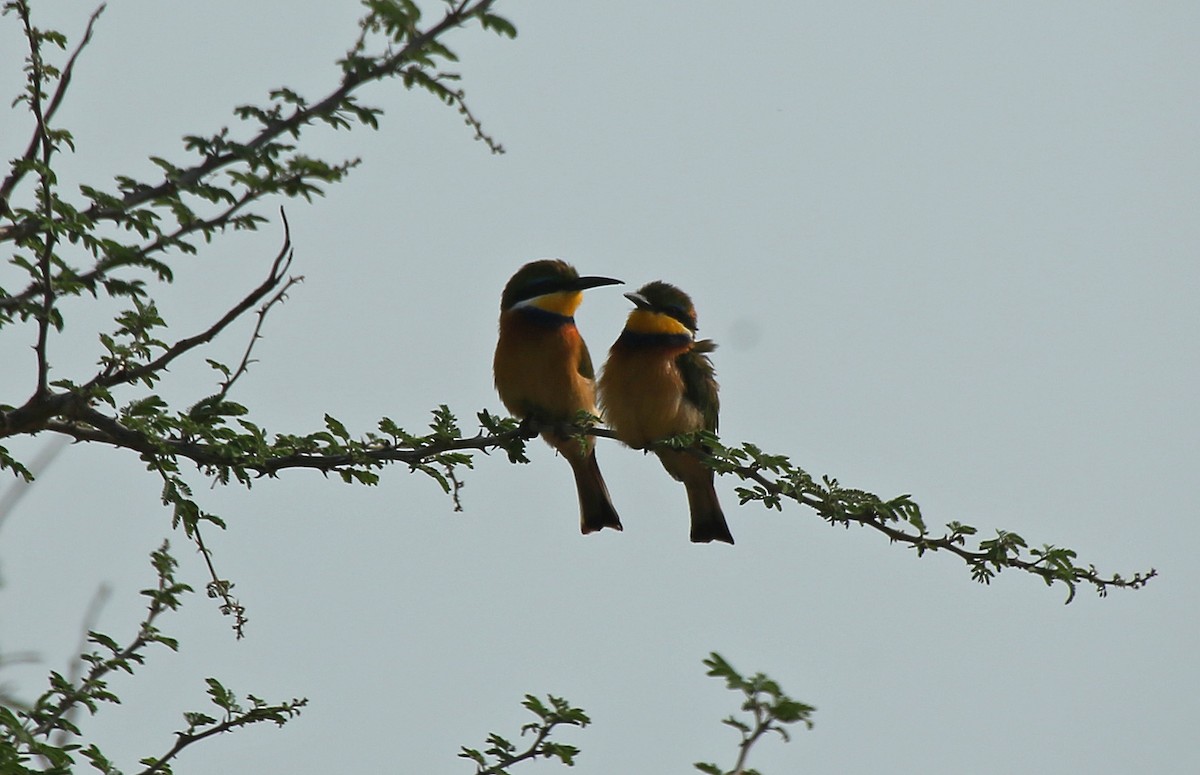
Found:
[479,12,517,38]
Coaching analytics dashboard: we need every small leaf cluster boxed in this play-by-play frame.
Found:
[133,679,307,775]
[459,694,590,774]
[695,652,814,775]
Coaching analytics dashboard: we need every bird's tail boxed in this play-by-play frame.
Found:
[660,450,734,544]
[565,446,623,535]
[684,474,735,544]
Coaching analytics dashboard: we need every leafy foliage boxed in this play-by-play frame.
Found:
[455,654,811,775]
[459,694,591,774]
[0,0,517,630]
[685,431,1157,602]
[1,0,513,769]
[0,542,305,774]
[695,652,814,775]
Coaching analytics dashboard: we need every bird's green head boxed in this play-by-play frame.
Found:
[623,280,699,336]
[501,259,622,317]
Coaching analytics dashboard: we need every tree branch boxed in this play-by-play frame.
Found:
[42,405,536,475]
[26,542,187,740]
[0,2,105,215]
[87,210,294,391]
[460,693,588,773]
[23,400,1157,602]
[135,694,306,775]
[0,0,498,258]
[715,443,1157,601]
[16,0,59,399]
[213,263,302,404]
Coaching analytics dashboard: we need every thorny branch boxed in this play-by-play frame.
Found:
[720,451,1157,601]
[86,209,295,393]
[15,390,1158,604]
[214,266,303,405]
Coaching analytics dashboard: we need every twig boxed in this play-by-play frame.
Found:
[725,458,1156,600]
[213,214,302,402]
[87,211,294,391]
[26,543,181,739]
[0,3,106,213]
[192,519,247,639]
[16,1,59,399]
[134,696,306,775]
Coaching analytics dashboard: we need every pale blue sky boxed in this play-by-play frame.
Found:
[2,2,1198,772]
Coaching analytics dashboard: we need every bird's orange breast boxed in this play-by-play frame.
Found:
[494,311,597,422]
[599,344,704,448]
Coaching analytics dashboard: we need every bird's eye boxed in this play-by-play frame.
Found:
[524,278,556,296]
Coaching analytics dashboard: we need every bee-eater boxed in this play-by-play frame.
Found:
[598,281,734,544]
[493,259,624,535]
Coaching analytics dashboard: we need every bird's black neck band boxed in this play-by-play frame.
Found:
[615,329,692,349]
[515,306,574,329]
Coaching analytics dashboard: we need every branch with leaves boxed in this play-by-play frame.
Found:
[457,653,811,774]
[14,391,1156,611]
[459,694,590,774]
[1,0,512,318]
[130,678,306,775]
[684,433,1158,602]
[0,542,305,775]
[2,0,518,639]
[695,652,814,775]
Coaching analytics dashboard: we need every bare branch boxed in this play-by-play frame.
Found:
[214,269,303,403]
[87,211,294,391]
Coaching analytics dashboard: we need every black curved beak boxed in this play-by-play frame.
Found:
[572,275,623,291]
[623,291,652,310]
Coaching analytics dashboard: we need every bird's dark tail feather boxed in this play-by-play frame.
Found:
[571,451,623,534]
[686,478,735,544]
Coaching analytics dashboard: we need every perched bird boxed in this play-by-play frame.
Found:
[493,259,624,534]
[599,281,734,544]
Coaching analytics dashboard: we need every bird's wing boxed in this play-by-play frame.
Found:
[678,340,719,433]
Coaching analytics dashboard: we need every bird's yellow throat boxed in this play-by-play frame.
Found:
[524,290,584,317]
[624,309,692,337]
